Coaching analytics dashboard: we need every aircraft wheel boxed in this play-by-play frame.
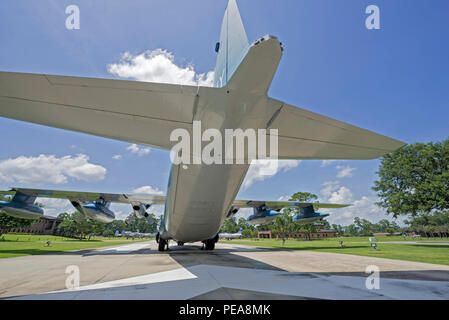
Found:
[177,241,184,246]
[205,239,215,251]
[158,238,167,252]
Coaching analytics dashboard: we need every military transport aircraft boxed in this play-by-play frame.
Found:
[0,0,405,251]
[219,229,244,240]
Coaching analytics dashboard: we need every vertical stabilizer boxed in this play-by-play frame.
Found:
[213,0,249,87]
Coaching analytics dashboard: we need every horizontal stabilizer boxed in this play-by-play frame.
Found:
[268,99,406,160]
[0,71,207,150]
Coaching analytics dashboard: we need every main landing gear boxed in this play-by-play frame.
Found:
[156,232,169,252]
[202,234,220,251]
[158,238,169,252]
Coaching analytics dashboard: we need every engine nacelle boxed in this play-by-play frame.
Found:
[247,207,280,226]
[293,206,329,224]
[132,203,154,225]
[293,212,329,224]
[71,200,115,223]
[132,203,150,218]
[0,200,43,219]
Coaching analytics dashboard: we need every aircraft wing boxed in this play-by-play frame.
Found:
[268,98,406,160]
[231,200,349,211]
[1,188,348,211]
[0,188,166,205]
[0,72,206,150]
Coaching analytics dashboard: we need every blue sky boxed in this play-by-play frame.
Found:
[0,0,448,224]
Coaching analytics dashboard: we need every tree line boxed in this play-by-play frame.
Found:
[2,138,449,239]
[56,211,160,239]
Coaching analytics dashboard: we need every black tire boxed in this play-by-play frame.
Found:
[158,238,166,252]
[177,241,184,246]
[205,239,215,251]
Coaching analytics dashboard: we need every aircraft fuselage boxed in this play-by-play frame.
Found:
[161,37,284,243]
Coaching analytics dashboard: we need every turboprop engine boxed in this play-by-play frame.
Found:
[293,206,329,224]
[0,193,43,219]
[132,203,154,225]
[70,198,115,223]
[247,206,280,226]
[246,204,330,226]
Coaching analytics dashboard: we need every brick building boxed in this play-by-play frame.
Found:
[258,224,337,239]
[1,215,62,235]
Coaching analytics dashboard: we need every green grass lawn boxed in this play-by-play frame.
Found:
[223,237,449,266]
[0,233,150,259]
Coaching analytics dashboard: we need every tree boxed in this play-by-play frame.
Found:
[57,213,79,237]
[289,192,318,202]
[354,217,374,236]
[0,212,34,230]
[321,220,331,230]
[272,211,295,243]
[241,229,257,238]
[332,224,345,236]
[104,220,127,236]
[296,223,317,241]
[0,195,36,232]
[220,218,239,233]
[237,217,254,231]
[373,139,449,217]
[57,211,106,239]
[124,213,159,233]
[404,211,449,236]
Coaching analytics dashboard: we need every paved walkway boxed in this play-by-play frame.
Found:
[1,241,449,299]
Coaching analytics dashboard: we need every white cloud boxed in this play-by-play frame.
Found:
[37,198,74,217]
[320,181,340,198]
[108,49,214,87]
[111,201,165,220]
[336,165,356,178]
[328,186,354,204]
[319,181,402,226]
[147,205,165,218]
[112,155,122,160]
[321,160,336,167]
[0,154,106,185]
[242,160,301,190]
[127,144,151,156]
[132,186,164,195]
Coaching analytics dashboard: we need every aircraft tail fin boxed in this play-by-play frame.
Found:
[238,228,243,234]
[213,0,249,87]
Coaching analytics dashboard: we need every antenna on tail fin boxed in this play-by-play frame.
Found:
[213,0,249,88]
